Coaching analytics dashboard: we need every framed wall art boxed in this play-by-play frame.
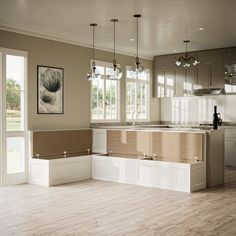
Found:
[37,65,64,114]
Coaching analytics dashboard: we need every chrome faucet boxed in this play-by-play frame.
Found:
[152,153,157,160]
[63,151,67,158]
[87,148,91,155]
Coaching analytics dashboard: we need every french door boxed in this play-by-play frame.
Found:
[0,48,28,186]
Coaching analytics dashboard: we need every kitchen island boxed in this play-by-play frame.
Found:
[92,127,225,191]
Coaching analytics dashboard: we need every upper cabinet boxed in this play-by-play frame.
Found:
[154,54,177,69]
[223,48,236,94]
[197,49,222,64]
[196,49,223,89]
[223,47,236,64]
[153,48,229,97]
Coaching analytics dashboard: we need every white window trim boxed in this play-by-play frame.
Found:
[125,65,150,122]
[90,60,121,123]
[0,47,28,186]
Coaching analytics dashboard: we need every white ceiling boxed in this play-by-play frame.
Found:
[0,0,236,59]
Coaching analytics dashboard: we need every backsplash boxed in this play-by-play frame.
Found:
[160,95,236,124]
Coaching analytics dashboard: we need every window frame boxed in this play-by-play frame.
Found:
[125,65,150,122]
[90,60,121,123]
[0,47,28,186]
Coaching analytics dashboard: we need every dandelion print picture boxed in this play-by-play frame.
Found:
[37,65,64,114]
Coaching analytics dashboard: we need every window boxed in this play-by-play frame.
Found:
[126,66,150,121]
[0,48,28,186]
[91,60,120,122]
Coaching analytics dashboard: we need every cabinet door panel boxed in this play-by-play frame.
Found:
[225,138,236,167]
[197,65,209,89]
[155,69,165,98]
[198,49,222,64]
[175,68,185,97]
[224,47,236,64]
[210,64,223,88]
[165,69,176,97]
[185,67,196,95]
[154,54,176,69]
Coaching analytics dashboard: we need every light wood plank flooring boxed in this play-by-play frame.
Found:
[0,168,236,236]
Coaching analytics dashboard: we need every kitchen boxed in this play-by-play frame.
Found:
[0,0,236,235]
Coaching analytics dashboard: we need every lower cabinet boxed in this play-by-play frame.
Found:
[225,139,236,167]
[29,155,92,186]
[92,155,206,193]
[225,129,236,167]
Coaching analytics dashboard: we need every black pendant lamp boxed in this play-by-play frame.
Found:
[131,14,145,75]
[87,23,101,81]
[175,40,200,68]
[107,19,122,80]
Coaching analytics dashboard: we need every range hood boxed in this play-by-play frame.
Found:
[192,88,225,96]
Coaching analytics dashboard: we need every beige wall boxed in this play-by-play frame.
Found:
[0,29,159,130]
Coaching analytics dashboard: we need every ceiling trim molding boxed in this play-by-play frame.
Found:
[0,23,153,60]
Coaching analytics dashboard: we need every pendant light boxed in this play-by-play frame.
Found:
[87,23,101,81]
[131,14,145,76]
[175,40,200,68]
[107,19,122,80]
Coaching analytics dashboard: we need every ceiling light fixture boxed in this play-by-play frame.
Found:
[131,14,145,75]
[175,40,200,68]
[107,19,122,80]
[87,23,101,81]
[199,27,205,31]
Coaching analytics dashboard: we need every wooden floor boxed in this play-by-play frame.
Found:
[0,168,236,236]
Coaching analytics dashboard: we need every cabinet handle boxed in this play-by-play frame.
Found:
[209,67,212,87]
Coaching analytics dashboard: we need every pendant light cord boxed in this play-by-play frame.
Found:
[185,41,187,58]
[113,20,116,60]
[136,17,139,58]
[93,25,95,63]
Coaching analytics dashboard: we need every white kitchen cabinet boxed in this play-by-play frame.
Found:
[225,139,236,167]
[92,155,206,192]
[225,129,236,167]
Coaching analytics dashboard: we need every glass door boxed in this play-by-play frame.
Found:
[0,48,28,186]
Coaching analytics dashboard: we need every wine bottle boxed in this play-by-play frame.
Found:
[213,106,218,130]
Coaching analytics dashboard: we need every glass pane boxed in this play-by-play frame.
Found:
[7,137,25,174]
[105,80,118,120]
[106,67,114,76]
[91,78,104,120]
[126,70,134,79]
[105,80,111,120]
[6,55,25,131]
[95,66,104,75]
[138,71,148,80]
